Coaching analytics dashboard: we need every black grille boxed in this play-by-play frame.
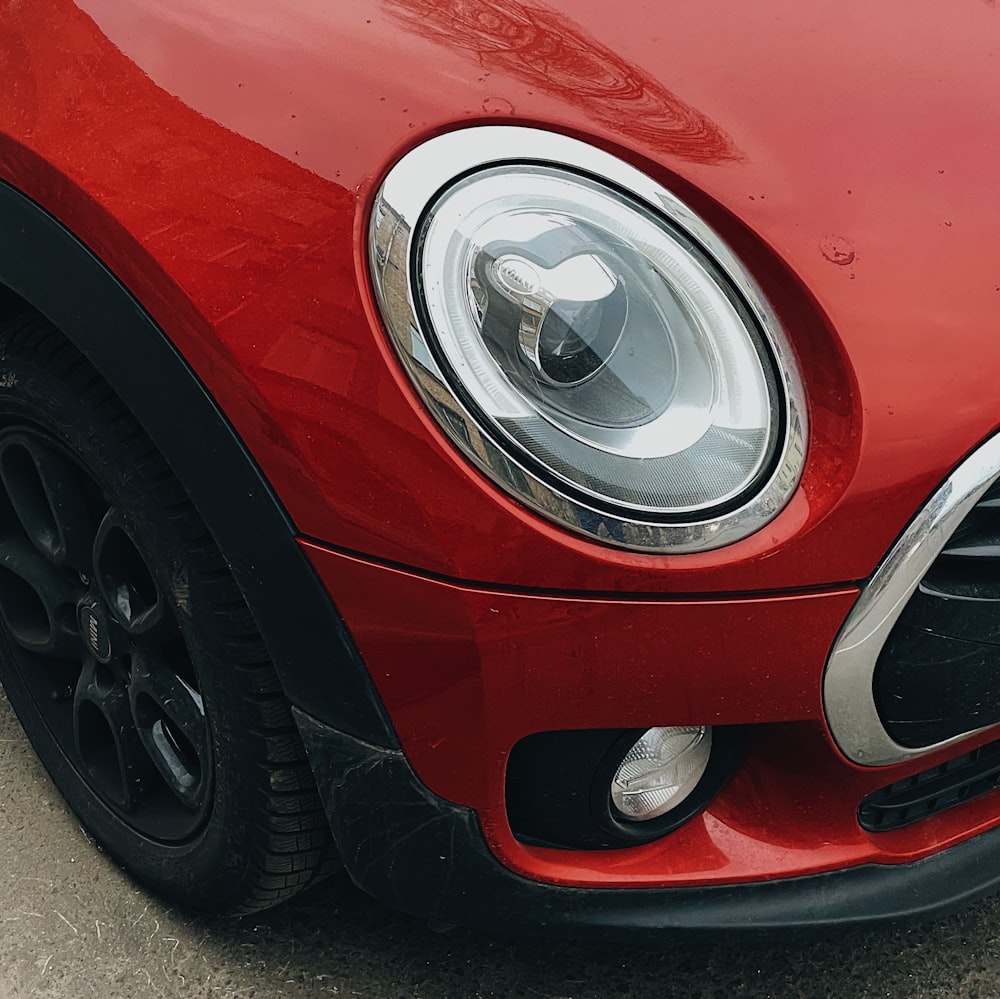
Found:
[859,737,1000,832]
[874,478,1000,748]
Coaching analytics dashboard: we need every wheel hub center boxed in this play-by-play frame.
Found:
[78,600,113,663]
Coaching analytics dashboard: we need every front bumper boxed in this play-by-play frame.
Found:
[294,540,1000,921]
[295,709,1000,934]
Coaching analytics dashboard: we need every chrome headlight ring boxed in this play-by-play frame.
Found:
[369,127,806,553]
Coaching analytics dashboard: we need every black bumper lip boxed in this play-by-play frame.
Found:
[293,707,1000,935]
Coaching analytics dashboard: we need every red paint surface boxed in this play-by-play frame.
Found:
[301,544,858,798]
[6,0,1000,889]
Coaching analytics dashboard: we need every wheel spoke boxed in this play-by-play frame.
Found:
[0,535,80,655]
[129,651,210,811]
[0,434,97,570]
[93,511,167,636]
[73,658,157,811]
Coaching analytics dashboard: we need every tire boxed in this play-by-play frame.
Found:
[0,310,337,913]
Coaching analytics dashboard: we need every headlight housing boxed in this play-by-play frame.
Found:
[370,128,806,552]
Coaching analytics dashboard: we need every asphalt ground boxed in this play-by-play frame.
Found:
[2,686,1000,999]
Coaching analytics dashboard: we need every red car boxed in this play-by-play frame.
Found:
[2,0,1000,931]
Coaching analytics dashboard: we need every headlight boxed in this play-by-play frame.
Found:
[370,128,806,552]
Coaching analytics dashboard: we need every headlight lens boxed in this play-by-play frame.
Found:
[420,166,776,515]
[370,128,805,552]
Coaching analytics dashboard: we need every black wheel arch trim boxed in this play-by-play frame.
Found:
[0,178,397,749]
[295,707,1000,934]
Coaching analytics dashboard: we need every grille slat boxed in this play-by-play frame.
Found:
[939,543,1000,561]
[859,740,1000,832]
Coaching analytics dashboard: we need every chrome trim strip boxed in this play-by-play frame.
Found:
[824,434,1000,766]
[369,126,807,553]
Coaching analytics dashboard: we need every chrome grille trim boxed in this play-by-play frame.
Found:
[823,434,1000,766]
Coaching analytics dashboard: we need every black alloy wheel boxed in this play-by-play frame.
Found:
[0,310,337,912]
[0,423,213,841]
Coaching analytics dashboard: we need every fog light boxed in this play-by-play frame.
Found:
[611,726,712,821]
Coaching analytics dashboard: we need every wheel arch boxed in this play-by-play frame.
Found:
[0,178,397,749]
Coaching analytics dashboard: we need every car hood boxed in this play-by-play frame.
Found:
[9,0,1000,591]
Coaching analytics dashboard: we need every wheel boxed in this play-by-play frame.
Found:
[0,310,337,912]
